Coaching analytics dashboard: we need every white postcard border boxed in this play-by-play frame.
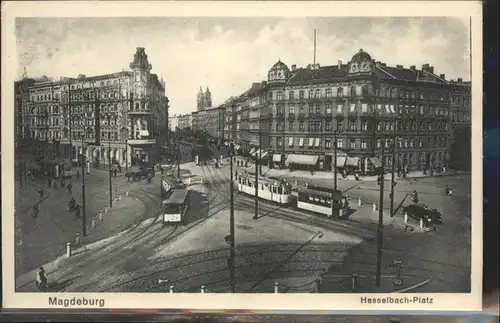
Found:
[2,0,483,311]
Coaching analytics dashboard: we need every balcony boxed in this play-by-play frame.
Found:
[276,112,285,120]
[297,113,306,121]
[287,113,296,121]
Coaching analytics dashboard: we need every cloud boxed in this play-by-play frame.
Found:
[16,17,470,115]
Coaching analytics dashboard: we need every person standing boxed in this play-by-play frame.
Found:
[36,267,48,292]
[67,182,72,196]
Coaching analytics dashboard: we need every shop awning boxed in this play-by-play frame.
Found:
[345,157,359,167]
[260,151,269,159]
[249,148,256,156]
[139,130,150,137]
[369,157,382,168]
[273,154,282,163]
[286,154,319,166]
[335,157,346,167]
[288,137,294,147]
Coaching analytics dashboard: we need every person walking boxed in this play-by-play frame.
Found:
[38,188,45,200]
[36,267,48,292]
[67,182,72,196]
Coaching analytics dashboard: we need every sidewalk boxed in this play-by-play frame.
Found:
[15,175,149,276]
[235,157,468,182]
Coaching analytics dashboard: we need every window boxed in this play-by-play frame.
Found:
[288,121,294,131]
[326,88,332,98]
[336,104,343,113]
[315,104,321,114]
[308,121,314,131]
[268,92,273,100]
[299,122,305,130]
[277,137,282,147]
[299,104,305,114]
[361,103,368,113]
[361,140,367,149]
[337,138,343,148]
[325,121,332,130]
[337,87,343,97]
[349,103,356,112]
[419,138,423,147]
[299,90,304,100]
[377,121,382,131]
[277,91,283,101]
[336,120,344,131]
[349,121,356,131]
[308,105,314,114]
[361,121,368,131]
[349,139,356,149]
[288,91,294,100]
[325,139,331,148]
[309,89,314,99]
[289,105,295,114]
[315,89,321,99]
[326,103,332,114]
[350,86,356,97]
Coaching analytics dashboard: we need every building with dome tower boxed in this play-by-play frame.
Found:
[14,47,168,176]
[219,48,470,174]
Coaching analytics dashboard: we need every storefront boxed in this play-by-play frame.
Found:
[286,154,320,171]
[40,158,71,178]
[365,156,382,175]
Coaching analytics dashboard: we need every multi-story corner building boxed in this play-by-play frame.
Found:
[222,49,471,173]
[177,113,193,130]
[15,47,168,176]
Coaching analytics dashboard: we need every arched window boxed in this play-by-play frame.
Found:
[337,87,343,97]
[326,88,332,98]
[315,89,321,98]
[362,85,368,95]
[299,90,304,99]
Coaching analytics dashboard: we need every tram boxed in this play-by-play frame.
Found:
[161,177,186,199]
[235,173,292,205]
[162,189,189,224]
[296,187,348,218]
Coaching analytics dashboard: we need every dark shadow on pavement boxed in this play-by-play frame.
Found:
[183,190,209,225]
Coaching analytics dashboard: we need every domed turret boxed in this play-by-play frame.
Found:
[268,60,290,83]
[348,49,374,74]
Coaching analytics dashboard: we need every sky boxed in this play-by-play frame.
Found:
[16,17,471,116]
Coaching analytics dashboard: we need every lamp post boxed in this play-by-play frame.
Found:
[81,133,88,237]
[108,140,113,208]
[121,127,129,173]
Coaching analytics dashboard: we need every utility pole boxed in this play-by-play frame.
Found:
[108,140,113,208]
[375,143,385,287]
[390,136,396,217]
[258,126,262,175]
[333,132,338,191]
[176,127,180,178]
[254,137,259,220]
[229,143,236,292]
[81,135,87,237]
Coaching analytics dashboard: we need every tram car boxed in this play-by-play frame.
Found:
[162,189,189,224]
[235,173,292,205]
[296,187,349,219]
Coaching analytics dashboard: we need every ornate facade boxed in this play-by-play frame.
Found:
[222,49,471,173]
[15,47,168,175]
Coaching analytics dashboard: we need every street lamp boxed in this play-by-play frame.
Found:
[121,127,129,173]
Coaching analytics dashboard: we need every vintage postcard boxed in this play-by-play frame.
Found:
[2,1,482,311]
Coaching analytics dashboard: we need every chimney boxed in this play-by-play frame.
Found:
[410,65,416,71]
[291,64,296,71]
[439,74,445,79]
[307,64,312,69]
[422,63,430,70]
[458,78,463,82]
[396,65,403,69]
[338,60,342,68]
[428,66,434,73]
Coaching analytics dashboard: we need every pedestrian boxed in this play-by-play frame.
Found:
[432,224,437,233]
[114,168,118,178]
[67,182,72,196]
[74,204,81,220]
[36,267,48,292]
[39,188,44,200]
[76,170,80,179]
